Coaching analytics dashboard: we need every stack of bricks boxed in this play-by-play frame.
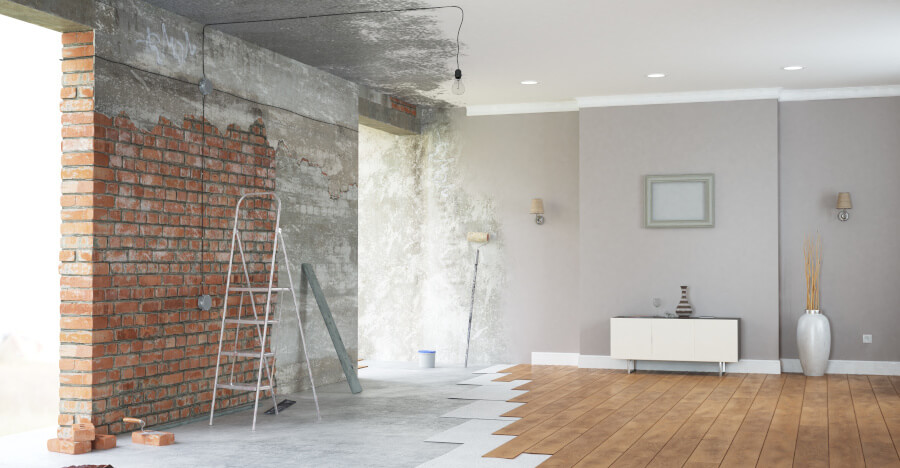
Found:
[59,30,279,434]
[48,416,116,454]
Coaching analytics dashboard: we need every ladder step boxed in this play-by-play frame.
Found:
[231,287,290,292]
[217,383,272,392]
[224,319,278,325]
[220,351,275,358]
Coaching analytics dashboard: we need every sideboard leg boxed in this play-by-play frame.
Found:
[718,362,725,376]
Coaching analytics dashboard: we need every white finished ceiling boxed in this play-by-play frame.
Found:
[435,0,900,107]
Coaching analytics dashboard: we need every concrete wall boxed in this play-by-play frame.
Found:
[779,97,900,361]
[579,101,781,360]
[359,110,580,365]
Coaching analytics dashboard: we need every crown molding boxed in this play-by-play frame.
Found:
[464,85,900,116]
[576,88,781,108]
[465,100,578,116]
[779,85,900,102]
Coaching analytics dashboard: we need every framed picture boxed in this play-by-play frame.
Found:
[644,174,715,228]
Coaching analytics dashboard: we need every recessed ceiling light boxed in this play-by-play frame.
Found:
[646,73,666,78]
[783,66,804,71]
[520,80,540,85]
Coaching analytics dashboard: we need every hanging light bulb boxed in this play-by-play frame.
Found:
[451,68,465,95]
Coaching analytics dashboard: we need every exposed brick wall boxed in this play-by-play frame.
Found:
[59,31,281,435]
[389,96,417,117]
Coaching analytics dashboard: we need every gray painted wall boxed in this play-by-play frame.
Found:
[579,100,781,360]
[359,111,580,365]
[779,97,900,362]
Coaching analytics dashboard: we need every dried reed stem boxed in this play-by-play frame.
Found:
[803,234,822,311]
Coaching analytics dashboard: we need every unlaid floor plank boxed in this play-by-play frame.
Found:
[644,374,745,468]
[718,374,786,468]
[848,374,900,467]
[610,376,722,468]
[793,376,829,468]
[871,375,900,461]
[826,374,866,468]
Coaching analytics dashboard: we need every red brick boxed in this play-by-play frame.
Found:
[92,434,116,450]
[47,438,91,454]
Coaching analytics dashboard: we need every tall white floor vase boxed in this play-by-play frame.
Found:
[797,310,831,376]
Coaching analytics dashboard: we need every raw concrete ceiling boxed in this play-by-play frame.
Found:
[142,0,462,107]
[145,0,900,108]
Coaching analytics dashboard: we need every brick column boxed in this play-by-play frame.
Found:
[58,30,115,435]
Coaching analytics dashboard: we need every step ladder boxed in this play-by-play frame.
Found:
[208,192,320,431]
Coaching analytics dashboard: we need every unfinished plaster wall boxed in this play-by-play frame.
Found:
[360,110,580,365]
[360,110,507,366]
[8,0,358,434]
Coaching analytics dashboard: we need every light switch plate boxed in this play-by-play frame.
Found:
[863,334,873,344]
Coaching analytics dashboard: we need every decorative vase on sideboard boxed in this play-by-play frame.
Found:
[797,310,831,376]
[675,285,693,318]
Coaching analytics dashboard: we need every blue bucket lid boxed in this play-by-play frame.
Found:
[418,350,436,354]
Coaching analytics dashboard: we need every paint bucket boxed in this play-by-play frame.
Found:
[418,350,436,368]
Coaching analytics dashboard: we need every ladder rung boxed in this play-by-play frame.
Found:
[217,383,272,392]
[224,319,278,325]
[231,287,290,292]
[220,351,275,358]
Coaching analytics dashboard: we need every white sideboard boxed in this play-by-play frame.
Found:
[610,317,738,375]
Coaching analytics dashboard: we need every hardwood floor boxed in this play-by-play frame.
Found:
[482,365,900,467]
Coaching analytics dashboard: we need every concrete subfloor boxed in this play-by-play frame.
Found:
[0,363,482,468]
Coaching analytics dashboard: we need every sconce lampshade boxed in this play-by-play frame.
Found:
[529,198,544,215]
[836,192,852,210]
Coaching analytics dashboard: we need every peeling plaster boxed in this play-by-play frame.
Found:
[359,111,509,365]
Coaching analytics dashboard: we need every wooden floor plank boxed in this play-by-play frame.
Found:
[826,374,866,468]
[718,374,786,468]
[680,373,766,467]
[478,367,900,468]
[848,375,900,467]
[486,374,646,459]
[509,368,592,403]
[610,376,722,468]
[793,376,829,468]
[528,374,662,455]
[541,374,687,467]
[501,371,617,422]
[871,375,900,461]
[572,375,704,467]
[755,374,806,468]
[644,374,746,468]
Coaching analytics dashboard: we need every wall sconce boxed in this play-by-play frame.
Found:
[530,198,545,225]
[836,192,852,221]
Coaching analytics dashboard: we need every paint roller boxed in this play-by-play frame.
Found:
[464,232,490,367]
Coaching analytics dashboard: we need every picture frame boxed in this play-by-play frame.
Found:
[644,174,715,228]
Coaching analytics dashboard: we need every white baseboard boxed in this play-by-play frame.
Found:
[531,352,580,366]
[781,359,900,376]
[532,353,781,374]
[578,355,781,374]
[531,353,900,376]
